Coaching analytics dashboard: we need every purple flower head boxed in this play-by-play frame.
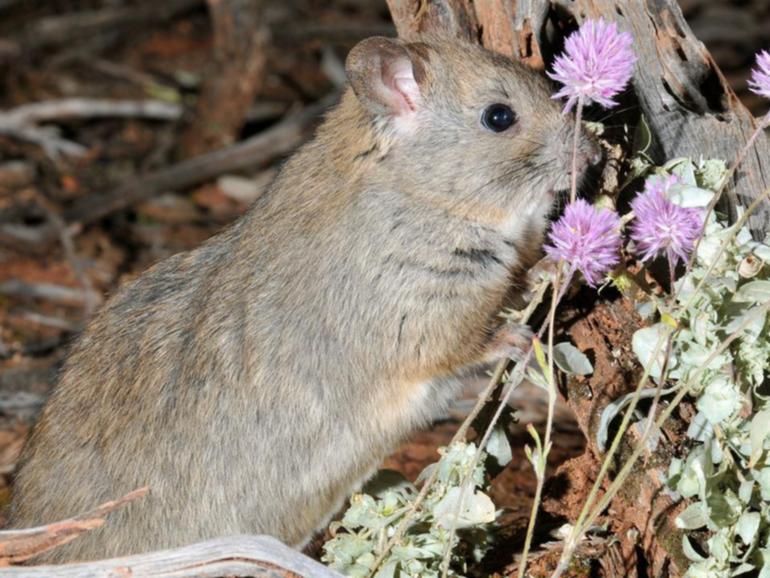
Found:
[629,174,704,267]
[547,18,637,113]
[545,199,622,287]
[748,50,770,100]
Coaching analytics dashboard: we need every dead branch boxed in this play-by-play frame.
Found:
[28,190,100,318]
[0,94,337,251]
[0,124,86,160]
[0,535,342,577]
[19,0,203,52]
[0,280,101,309]
[179,0,269,157]
[18,312,82,333]
[0,99,182,126]
[0,99,183,161]
[0,487,148,564]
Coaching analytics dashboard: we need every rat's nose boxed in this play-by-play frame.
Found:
[582,134,603,166]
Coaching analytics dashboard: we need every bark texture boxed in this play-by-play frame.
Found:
[179,0,268,158]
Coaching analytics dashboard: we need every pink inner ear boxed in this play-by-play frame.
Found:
[383,58,420,115]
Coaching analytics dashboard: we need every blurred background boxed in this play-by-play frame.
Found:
[0,0,767,554]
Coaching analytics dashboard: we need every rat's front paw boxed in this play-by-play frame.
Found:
[482,323,533,364]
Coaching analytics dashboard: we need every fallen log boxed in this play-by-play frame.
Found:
[0,535,343,578]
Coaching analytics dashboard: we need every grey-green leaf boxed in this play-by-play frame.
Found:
[734,281,770,303]
[553,342,593,376]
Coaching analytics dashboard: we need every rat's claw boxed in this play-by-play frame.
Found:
[483,322,533,363]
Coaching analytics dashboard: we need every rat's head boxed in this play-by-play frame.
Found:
[345,36,599,236]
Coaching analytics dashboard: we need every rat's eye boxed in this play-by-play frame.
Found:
[481,104,517,133]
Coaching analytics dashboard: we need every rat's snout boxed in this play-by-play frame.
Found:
[559,123,602,168]
[546,122,602,190]
[580,130,603,167]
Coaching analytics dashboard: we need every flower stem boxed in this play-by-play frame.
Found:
[551,326,672,578]
[570,99,585,204]
[439,266,571,578]
[517,268,572,578]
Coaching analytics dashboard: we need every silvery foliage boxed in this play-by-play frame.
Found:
[322,441,506,577]
[631,158,770,577]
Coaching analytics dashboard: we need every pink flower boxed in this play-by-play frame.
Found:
[545,199,622,287]
[748,50,770,101]
[547,18,637,113]
[629,175,703,267]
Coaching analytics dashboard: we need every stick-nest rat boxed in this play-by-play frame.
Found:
[9,36,598,562]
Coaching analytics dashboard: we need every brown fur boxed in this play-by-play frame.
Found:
[9,37,596,562]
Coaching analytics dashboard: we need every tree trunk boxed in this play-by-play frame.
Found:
[178,0,268,158]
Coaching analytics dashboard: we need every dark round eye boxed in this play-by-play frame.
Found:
[481,103,517,132]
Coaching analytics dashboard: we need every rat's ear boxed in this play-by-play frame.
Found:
[345,37,426,116]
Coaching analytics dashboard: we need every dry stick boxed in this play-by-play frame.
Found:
[551,299,770,578]
[0,535,343,578]
[0,99,182,160]
[440,269,571,578]
[27,190,100,318]
[569,100,585,204]
[368,278,550,577]
[0,487,148,564]
[0,124,86,159]
[0,279,100,308]
[20,0,202,51]
[0,98,182,126]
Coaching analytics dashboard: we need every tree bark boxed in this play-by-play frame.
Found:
[179,0,269,158]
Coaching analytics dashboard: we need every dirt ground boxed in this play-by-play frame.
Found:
[0,0,767,574]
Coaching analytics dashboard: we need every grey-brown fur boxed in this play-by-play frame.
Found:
[9,37,596,562]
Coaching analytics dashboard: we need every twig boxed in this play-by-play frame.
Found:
[0,98,182,126]
[0,98,184,161]
[0,124,86,160]
[28,189,100,317]
[19,312,82,332]
[19,0,202,52]
[0,280,100,309]
[0,487,148,564]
